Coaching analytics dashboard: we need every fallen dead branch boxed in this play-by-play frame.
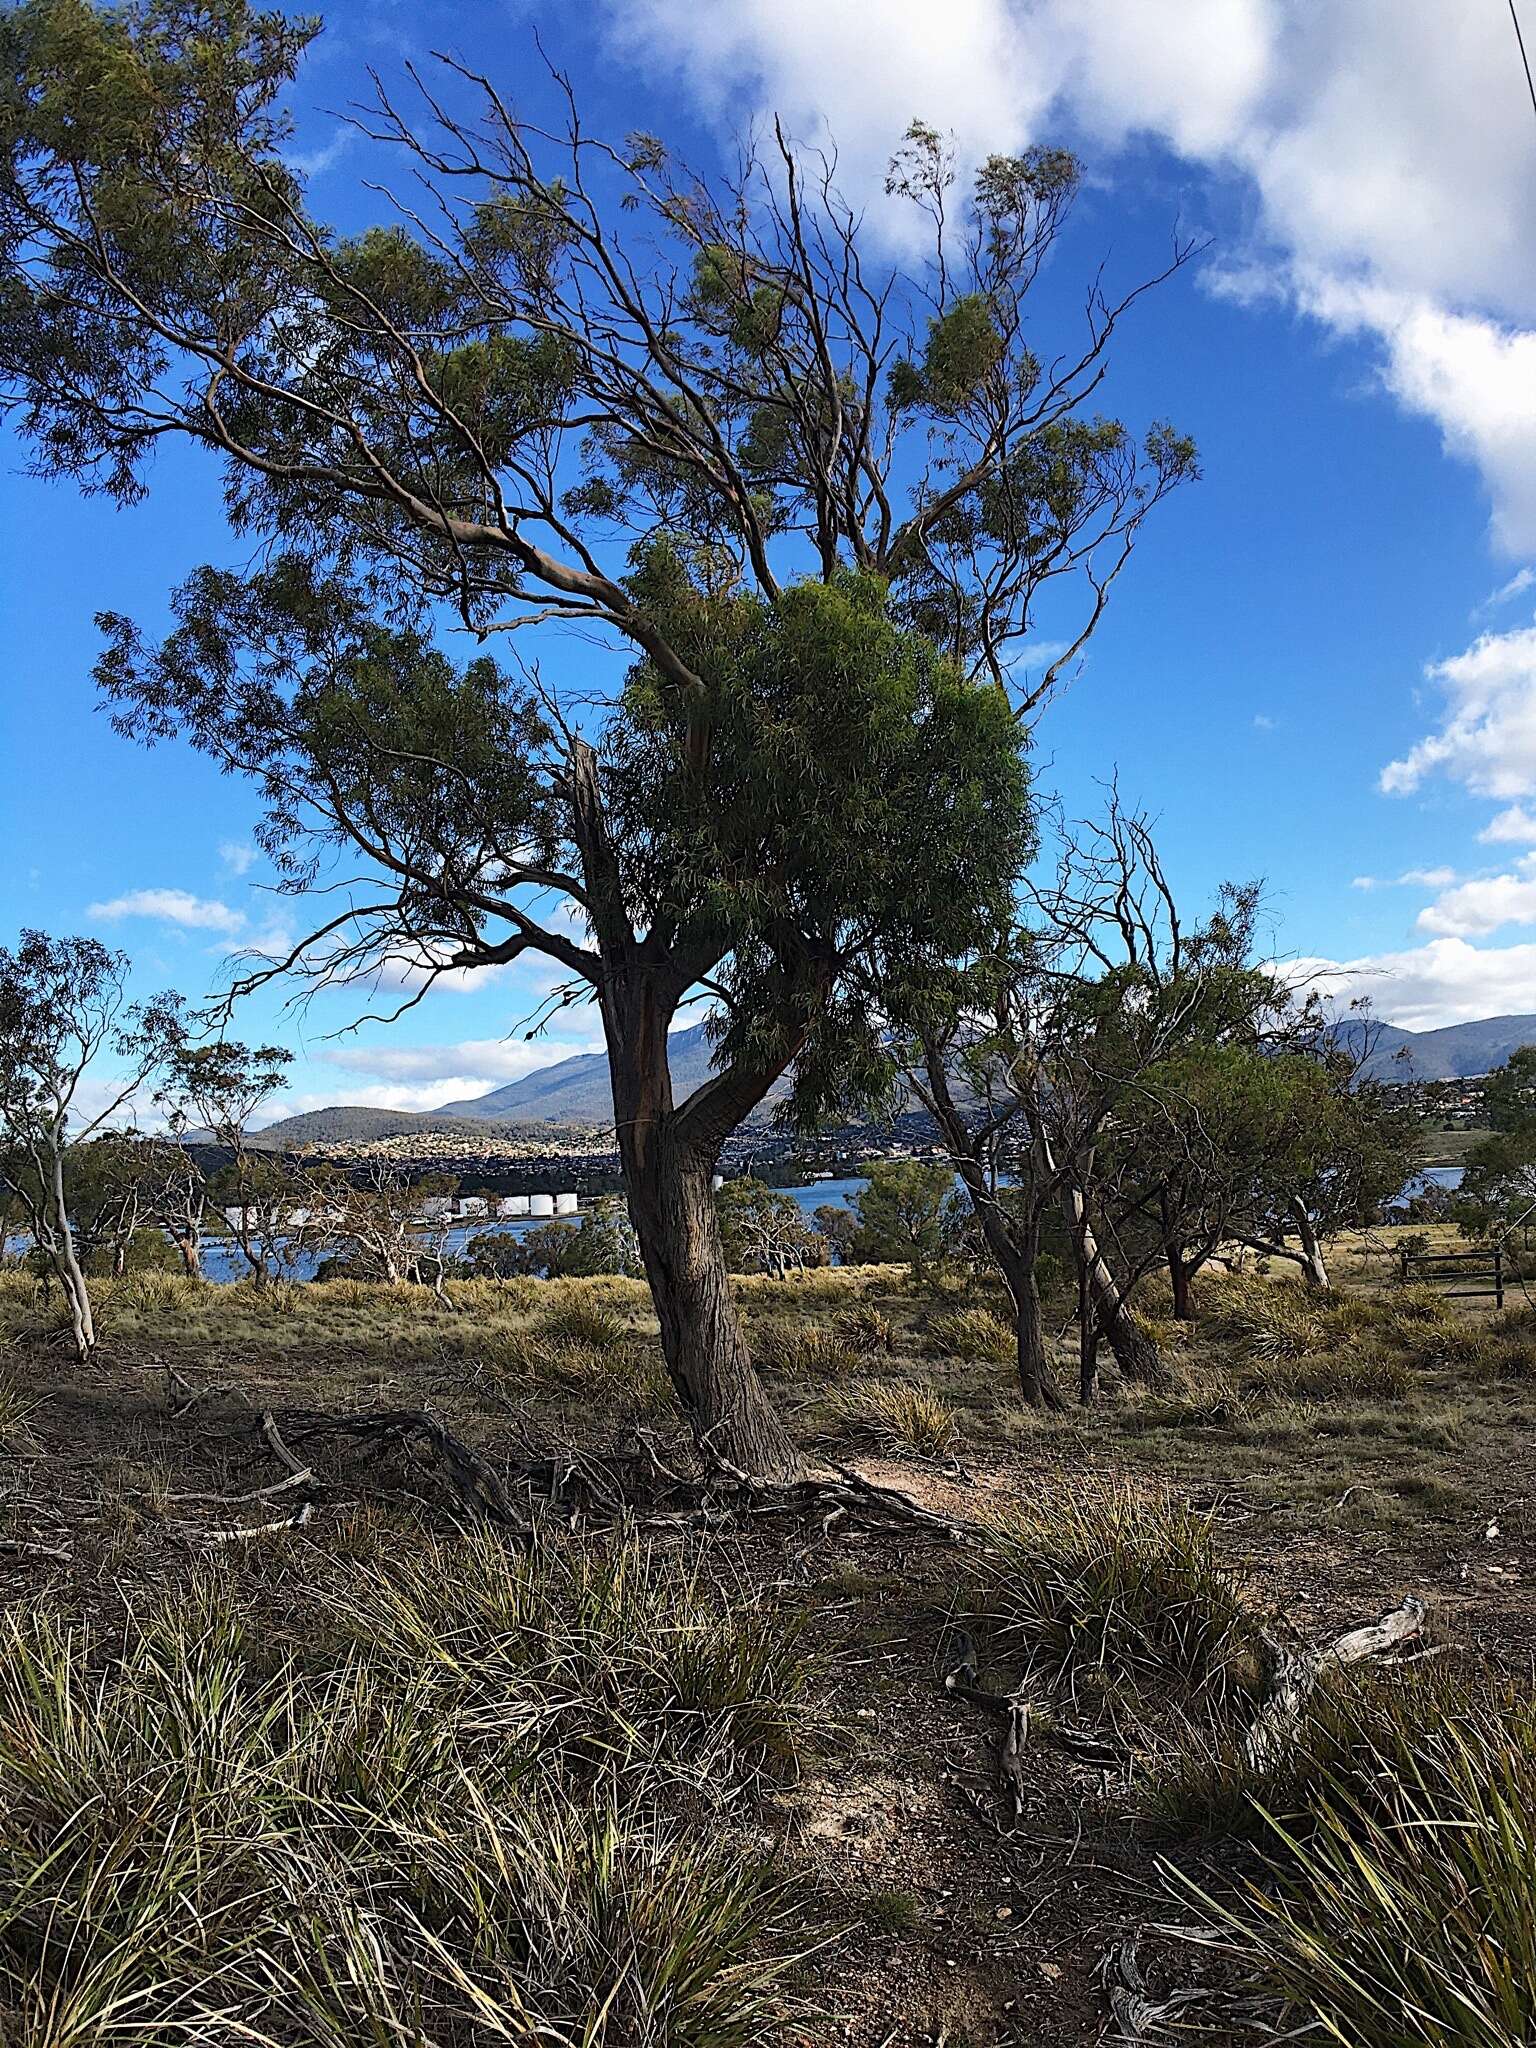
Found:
[1243,1594,1427,1770]
[1098,1936,1203,2045]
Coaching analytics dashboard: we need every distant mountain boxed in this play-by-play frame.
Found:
[1347,1014,1536,1082]
[248,1013,1536,1150]
[434,1022,778,1125]
[247,1106,495,1150]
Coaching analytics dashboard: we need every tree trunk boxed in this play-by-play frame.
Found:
[1055,1170,1164,1384]
[569,737,801,1480]
[47,1151,94,1361]
[622,1126,801,1478]
[1167,1247,1195,1321]
[1288,1196,1331,1291]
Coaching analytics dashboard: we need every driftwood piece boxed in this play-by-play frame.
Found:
[1243,1594,1426,1770]
[1099,1938,1203,2045]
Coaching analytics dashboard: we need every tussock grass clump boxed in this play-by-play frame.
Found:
[535,1295,629,1351]
[120,1268,206,1314]
[1201,1275,1326,1361]
[975,1484,1264,1711]
[0,1545,818,2047]
[1251,1350,1412,1402]
[1171,1669,1536,2046]
[834,1303,896,1355]
[927,1305,1014,1365]
[333,1525,815,1782]
[833,1378,960,1459]
[750,1316,862,1380]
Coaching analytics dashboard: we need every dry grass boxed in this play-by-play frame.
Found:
[831,1378,960,1459]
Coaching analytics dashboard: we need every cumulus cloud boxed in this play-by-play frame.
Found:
[1381,624,1536,801]
[605,0,1536,548]
[1294,935,1536,1032]
[87,888,248,937]
[1417,871,1536,938]
[314,1035,602,1088]
[218,841,258,877]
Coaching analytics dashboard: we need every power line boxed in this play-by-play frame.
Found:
[1511,0,1536,124]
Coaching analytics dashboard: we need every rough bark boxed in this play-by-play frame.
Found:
[1166,1247,1195,1321]
[568,739,804,1481]
[614,1061,801,1481]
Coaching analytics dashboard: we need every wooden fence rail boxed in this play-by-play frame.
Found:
[1399,1246,1504,1308]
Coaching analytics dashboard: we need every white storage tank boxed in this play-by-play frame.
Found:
[499,1195,530,1218]
[528,1193,555,1218]
[554,1191,578,1216]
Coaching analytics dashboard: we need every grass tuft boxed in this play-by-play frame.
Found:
[974,1483,1265,1711]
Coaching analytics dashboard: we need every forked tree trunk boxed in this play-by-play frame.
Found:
[1054,1169,1164,1385]
[570,738,802,1480]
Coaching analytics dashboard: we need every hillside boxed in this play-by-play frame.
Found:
[248,1013,1536,1147]
[1349,1012,1536,1081]
[432,1022,788,1125]
[246,1106,495,1150]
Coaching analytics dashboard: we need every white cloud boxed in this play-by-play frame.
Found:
[1381,623,1536,801]
[1417,873,1536,938]
[218,841,257,877]
[1253,712,1276,732]
[87,888,247,937]
[605,0,1536,547]
[1294,936,1536,1032]
[1482,804,1536,844]
[314,1035,602,1088]
[1477,566,1536,616]
[1351,867,1457,892]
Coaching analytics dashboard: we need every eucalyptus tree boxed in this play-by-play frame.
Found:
[906,808,1264,1402]
[157,1038,294,1285]
[0,1,1196,1471]
[0,932,179,1358]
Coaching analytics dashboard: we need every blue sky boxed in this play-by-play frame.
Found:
[4,0,1536,1120]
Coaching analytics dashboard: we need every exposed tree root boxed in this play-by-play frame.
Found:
[1244,1594,1427,1770]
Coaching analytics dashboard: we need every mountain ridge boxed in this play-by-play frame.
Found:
[247,1011,1536,1147]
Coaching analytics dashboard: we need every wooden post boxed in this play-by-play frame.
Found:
[1495,1248,1504,1311]
[1399,1245,1409,1288]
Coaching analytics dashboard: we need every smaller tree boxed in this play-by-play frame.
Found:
[1456,1046,1536,1251]
[306,1163,458,1285]
[0,932,178,1357]
[846,1159,964,1274]
[158,1041,293,1285]
[715,1178,825,1276]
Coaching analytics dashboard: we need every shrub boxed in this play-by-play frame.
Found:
[974,1484,1264,1711]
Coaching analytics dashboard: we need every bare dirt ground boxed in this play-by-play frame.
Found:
[2,1259,1534,2045]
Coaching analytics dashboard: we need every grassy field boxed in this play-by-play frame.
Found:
[1,1241,1534,2045]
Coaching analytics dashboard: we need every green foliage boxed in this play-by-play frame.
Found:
[607,568,1032,1128]
[843,1158,965,1271]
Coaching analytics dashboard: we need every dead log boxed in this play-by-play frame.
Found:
[1243,1594,1426,1770]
